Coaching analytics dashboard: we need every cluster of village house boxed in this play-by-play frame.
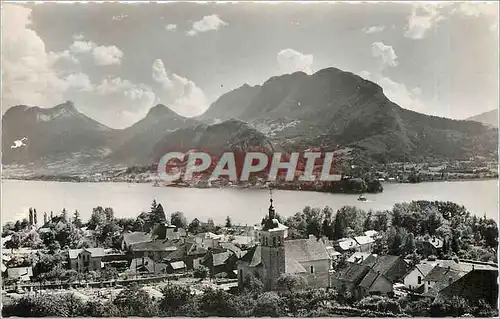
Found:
[2,200,498,307]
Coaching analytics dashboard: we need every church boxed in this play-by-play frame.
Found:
[237,197,332,291]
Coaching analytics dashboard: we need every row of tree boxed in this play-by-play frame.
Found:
[3,275,497,317]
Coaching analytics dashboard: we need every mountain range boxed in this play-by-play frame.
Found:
[2,67,498,174]
[465,109,498,128]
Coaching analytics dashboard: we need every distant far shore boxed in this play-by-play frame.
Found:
[2,175,497,185]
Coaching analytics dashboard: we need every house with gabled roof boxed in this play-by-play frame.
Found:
[167,261,187,274]
[121,231,151,251]
[334,238,360,252]
[330,263,370,298]
[403,261,436,292]
[354,235,375,252]
[129,256,167,274]
[436,269,498,307]
[358,268,393,297]
[360,255,409,283]
[129,239,178,262]
[7,266,33,282]
[67,248,105,272]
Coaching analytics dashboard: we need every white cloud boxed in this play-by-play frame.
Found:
[371,42,398,68]
[48,50,79,65]
[405,4,446,39]
[277,48,314,74]
[72,34,85,40]
[92,45,123,65]
[187,14,228,36]
[360,70,426,112]
[363,25,386,34]
[70,40,95,54]
[64,73,94,92]
[152,59,173,89]
[151,58,209,116]
[94,76,157,125]
[1,4,93,108]
[453,2,498,17]
[166,24,177,31]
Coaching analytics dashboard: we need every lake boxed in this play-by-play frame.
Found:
[1,179,498,225]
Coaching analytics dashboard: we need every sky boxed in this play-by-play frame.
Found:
[2,1,498,129]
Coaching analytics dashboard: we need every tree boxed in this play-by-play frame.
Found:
[61,208,68,221]
[364,210,373,231]
[5,233,22,252]
[277,273,308,292]
[113,284,159,317]
[188,218,202,234]
[333,212,346,240]
[206,218,215,232]
[242,273,264,294]
[73,210,82,228]
[150,201,166,226]
[322,219,334,239]
[171,212,188,229]
[199,288,238,317]
[160,284,192,315]
[225,216,232,228]
[253,292,283,317]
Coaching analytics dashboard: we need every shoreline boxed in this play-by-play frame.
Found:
[2,176,497,185]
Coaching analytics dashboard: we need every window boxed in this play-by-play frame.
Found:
[273,237,277,247]
[310,266,314,274]
[417,276,422,285]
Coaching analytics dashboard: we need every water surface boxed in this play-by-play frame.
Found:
[2,179,498,225]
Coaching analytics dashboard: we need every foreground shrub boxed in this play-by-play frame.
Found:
[356,295,401,314]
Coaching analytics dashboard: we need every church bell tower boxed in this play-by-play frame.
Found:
[260,190,287,290]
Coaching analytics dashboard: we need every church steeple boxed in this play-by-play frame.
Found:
[268,189,275,219]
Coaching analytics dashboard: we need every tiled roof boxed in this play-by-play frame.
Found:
[188,244,208,256]
[326,247,341,257]
[337,238,360,251]
[130,240,178,252]
[7,267,33,279]
[170,261,186,270]
[68,249,81,259]
[285,258,307,274]
[212,251,232,266]
[361,255,399,274]
[123,232,151,246]
[240,245,262,267]
[424,265,465,283]
[84,248,105,257]
[364,230,378,237]
[220,242,243,257]
[415,262,436,277]
[284,237,329,263]
[335,263,370,283]
[438,269,498,305]
[427,237,444,249]
[163,243,191,261]
[359,269,384,289]
[130,257,166,273]
[68,248,105,259]
[231,235,254,246]
[354,236,374,246]
[347,252,371,264]
[424,267,467,297]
